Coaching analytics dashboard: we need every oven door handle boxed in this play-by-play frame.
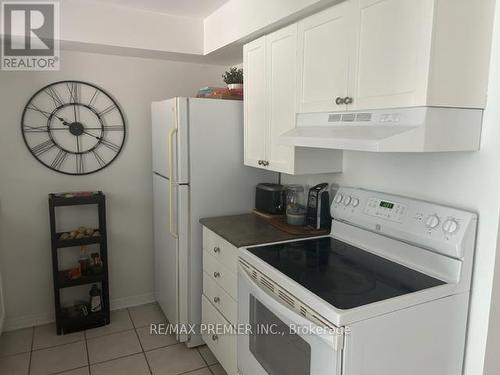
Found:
[239,264,343,351]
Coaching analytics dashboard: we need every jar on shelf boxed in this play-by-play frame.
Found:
[286,185,307,226]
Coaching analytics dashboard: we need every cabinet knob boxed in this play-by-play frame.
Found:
[263,161,269,166]
[212,334,218,341]
[258,160,263,165]
[213,296,220,303]
[344,97,353,105]
[335,97,345,105]
[213,246,220,254]
[213,271,221,279]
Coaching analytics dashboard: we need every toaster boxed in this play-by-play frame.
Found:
[255,183,285,215]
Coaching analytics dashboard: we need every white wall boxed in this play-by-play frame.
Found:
[203,0,342,53]
[60,0,204,55]
[0,50,226,330]
[283,6,500,371]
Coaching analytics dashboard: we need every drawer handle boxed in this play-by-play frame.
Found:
[335,96,345,105]
[212,334,219,341]
[213,272,221,279]
[213,246,220,254]
[213,297,220,303]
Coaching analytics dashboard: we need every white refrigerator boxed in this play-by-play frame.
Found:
[152,97,275,347]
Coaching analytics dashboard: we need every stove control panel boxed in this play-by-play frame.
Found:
[331,187,477,259]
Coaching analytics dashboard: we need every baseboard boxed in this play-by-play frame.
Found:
[3,292,156,332]
[109,292,156,311]
[4,312,54,332]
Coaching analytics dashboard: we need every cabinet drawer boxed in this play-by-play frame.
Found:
[202,296,237,375]
[203,272,237,323]
[202,227,238,274]
[203,250,237,300]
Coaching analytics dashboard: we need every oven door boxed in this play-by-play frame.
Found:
[237,263,343,375]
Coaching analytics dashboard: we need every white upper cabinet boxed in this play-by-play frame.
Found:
[243,36,267,169]
[244,25,343,175]
[295,0,493,112]
[266,25,297,174]
[297,1,356,113]
[352,0,434,110]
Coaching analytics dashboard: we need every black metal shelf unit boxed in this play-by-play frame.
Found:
[49,192,110,335]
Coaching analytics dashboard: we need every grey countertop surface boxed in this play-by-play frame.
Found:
[200,213,316,248]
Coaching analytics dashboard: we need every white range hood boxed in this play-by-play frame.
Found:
[279,107,483,152]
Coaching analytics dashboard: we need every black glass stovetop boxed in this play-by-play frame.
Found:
[247,237,445,310]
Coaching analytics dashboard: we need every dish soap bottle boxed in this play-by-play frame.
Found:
[89,284,102,313]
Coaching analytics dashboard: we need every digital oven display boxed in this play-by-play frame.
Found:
[379,201,394,209]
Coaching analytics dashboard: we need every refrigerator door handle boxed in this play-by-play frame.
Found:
[168,127,179,239]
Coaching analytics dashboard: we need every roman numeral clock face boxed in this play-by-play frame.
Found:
[21,81,126,175]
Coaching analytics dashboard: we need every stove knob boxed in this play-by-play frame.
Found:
[335,194,343,204]
[443,219,459,234]
[343,196,352,206]
[352,198,359,207]
[425,215,440,229]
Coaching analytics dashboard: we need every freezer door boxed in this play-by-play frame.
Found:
[153,174,189,342]
[151,98,189,183]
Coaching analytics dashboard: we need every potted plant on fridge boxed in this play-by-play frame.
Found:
[222,67,244,91]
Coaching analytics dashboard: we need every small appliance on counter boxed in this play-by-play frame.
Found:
[306,183,332,230]
[286,185,307,226]
[255,183,285,215]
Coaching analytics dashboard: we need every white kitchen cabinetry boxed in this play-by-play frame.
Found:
[297,0,356,113]
[244,26,343,175]
[296,0,493,112]
[243,36,267,169]
[201,227,238,375]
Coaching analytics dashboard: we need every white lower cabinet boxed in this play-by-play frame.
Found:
[202,296,237,375]
[202,228,238,375]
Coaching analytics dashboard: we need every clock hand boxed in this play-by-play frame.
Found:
[54,115,71,126]
[82,130,99,140]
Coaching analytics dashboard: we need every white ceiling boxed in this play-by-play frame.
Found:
[90,0,230,18]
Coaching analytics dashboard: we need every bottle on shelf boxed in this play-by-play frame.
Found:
[89,284,102,313]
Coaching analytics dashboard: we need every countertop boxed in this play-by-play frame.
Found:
[199,213,317,248]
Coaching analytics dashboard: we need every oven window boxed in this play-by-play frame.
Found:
[249,295,311,375]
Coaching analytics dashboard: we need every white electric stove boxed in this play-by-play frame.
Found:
[238,187,477,375]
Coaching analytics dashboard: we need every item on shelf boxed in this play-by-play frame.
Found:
[89,284,102,313]
[65,267,81,280]
[286,185,307,226]
[64,302,90,319]
[78,246,90,276]
[58,227,100,241]
[60,232,70,240]
[90,253,103,275]
[54,191,100,198]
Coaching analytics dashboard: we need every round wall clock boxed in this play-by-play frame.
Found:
[21,80,126,175]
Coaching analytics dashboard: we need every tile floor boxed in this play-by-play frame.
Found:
[0,303,227,375]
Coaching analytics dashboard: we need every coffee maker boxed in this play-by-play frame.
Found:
[306,183,332,230]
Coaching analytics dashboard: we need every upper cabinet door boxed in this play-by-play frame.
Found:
[297,1,356,113]
[244,37,267,168]
[352,0,434,110]
[266,24,297,174]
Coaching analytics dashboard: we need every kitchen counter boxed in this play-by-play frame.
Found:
[200,213,318,248]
